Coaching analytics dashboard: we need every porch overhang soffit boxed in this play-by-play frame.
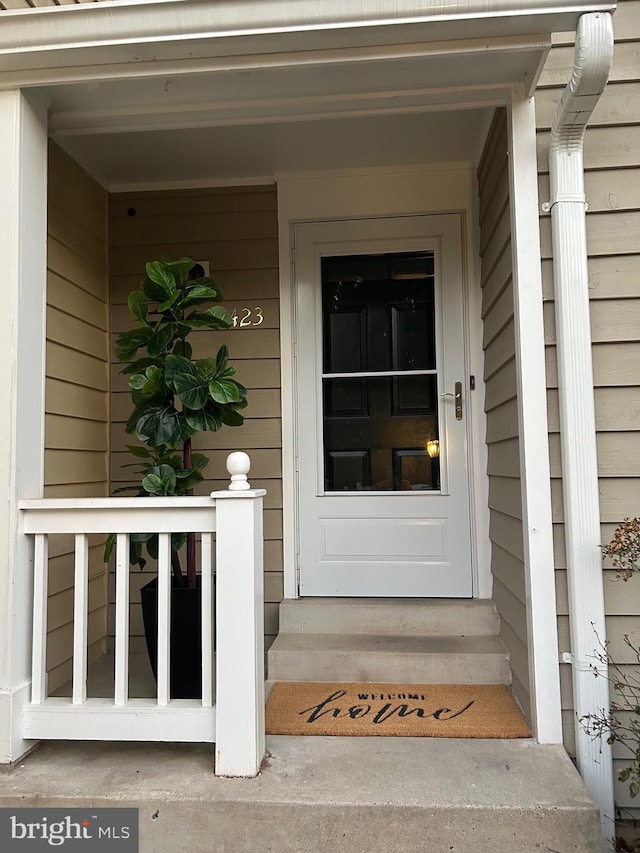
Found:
[0,0,615,135]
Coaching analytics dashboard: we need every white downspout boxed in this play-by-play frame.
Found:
[543,11,615,848]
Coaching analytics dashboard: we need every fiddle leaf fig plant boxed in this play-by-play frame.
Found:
[106,257,247,587]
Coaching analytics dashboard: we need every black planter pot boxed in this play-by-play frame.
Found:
[140,576,203,700]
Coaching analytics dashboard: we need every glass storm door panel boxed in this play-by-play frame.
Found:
[322,251,440,494]
[295,215,473,597]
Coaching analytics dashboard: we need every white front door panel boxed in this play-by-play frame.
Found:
[295,215,473,597]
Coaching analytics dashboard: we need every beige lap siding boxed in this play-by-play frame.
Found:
[45,142,110,691]
[536,0,640,815]
[477,109,530,722]
[108,185,283,656]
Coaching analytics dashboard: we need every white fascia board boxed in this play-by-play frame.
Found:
[0,0,616,57]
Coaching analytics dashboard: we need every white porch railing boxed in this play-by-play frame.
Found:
[18,452,266,778]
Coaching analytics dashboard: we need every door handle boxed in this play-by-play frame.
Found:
[440,382,463,420]
[454,381,463,420]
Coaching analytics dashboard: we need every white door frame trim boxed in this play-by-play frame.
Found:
[277,167,489,602]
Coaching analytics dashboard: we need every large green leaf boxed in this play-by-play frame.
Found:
[172,339,193,359]
[135,406,182,447]
[171,532,188,553]
[115,327,153,362]
[145,535,159,560]
[125,403,152,435]
[121,356,160,376]
[209,378,242,404]
[164,257,195,281]
[146,260,176,294]
[216,344,229,373]
[165,355,219,410]
[128,290,149,325]
[156,451,183,469]
[141,276,169,303]
[177,415,198,444]
[173,450,209,490]
[177,376,207,410]
[196,357,219,379]
[128,365,164,397]
[191,452,209,473]
[129,539,146,570]
[126,444,154,459]
[164,353,193,383]
[148,322,175,357]
[157,291,180,313]
[131,389,166,410]
[185,305,232,329]
[221,408,245,427]
[130,532,155,543]
[182,285,220,307]
[186,275,219,291]
[183,405,223,432]
[142,464,177,496]
[130,380,168,410]
[164,354,199,399]
[179,473,205,492]
[103,533,116,563]
[179,358,234,410]
[128,374,147,391]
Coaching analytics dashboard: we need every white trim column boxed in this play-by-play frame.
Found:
[508,86,563,744]
[213,453,266,777]
[0,90,48,763]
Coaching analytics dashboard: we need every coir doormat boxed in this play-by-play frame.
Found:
[265,682,531,738]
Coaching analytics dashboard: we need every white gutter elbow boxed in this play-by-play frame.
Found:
[546,12,614,199]
[544,11,614,850]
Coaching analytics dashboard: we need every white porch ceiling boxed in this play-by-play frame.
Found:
[43,35,500,188]
[56,108,495,190]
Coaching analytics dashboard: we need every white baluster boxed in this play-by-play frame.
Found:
[31,533,48,704]
[72,533,89,705]
[114,533,130,706]
[201,532,214,708]
[157,533,171,705]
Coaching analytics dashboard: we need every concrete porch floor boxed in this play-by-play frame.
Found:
[0,736,600,852]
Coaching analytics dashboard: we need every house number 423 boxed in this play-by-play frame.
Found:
[230,307,264,328]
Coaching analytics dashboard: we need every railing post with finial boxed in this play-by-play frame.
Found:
[211,452,266,777]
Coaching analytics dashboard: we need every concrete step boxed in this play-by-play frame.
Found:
[268,632,510,683]
[278,597,500,636]
[0,738,601,852]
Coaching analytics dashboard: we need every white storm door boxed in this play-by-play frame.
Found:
[294,215,473,597]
